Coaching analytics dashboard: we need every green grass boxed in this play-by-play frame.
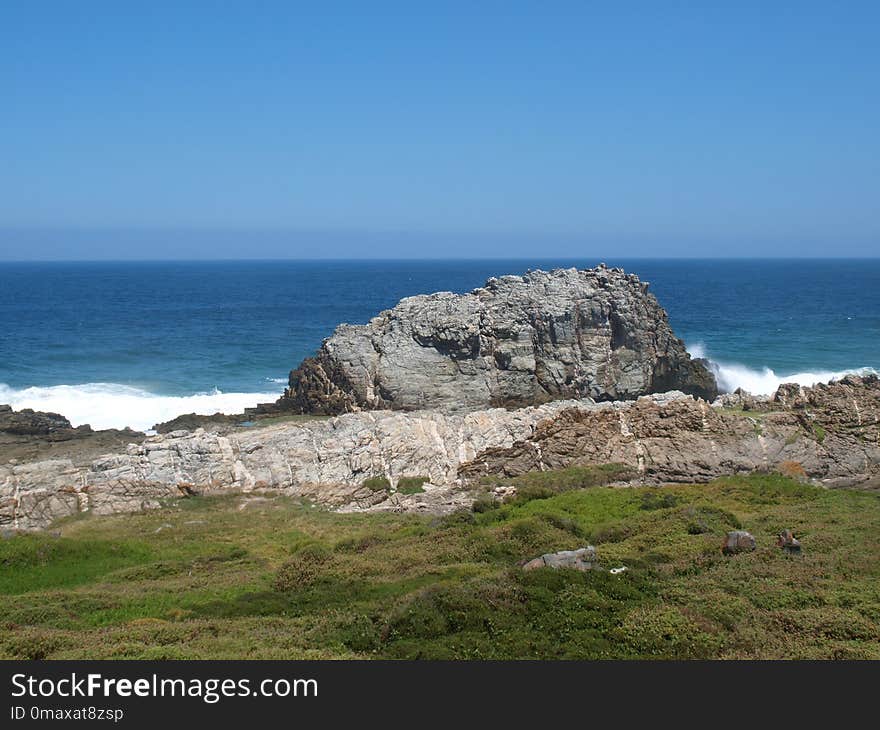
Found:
[1,472,878,659]
[362,476,391,492]
[478,463,632,503]
[396,476,428,495]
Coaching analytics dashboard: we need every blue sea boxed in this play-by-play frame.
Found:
[1,259,878,431]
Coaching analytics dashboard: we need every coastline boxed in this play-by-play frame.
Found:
[3,374,879,532]
[2,361,879,432]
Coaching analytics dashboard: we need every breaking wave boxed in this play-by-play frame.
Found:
[687,343,877,396]
[0,383,281,432]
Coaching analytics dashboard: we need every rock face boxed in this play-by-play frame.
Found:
[277,266,717,414]
[0,400,586,531]
[458,375,880,489]
[3,376,878,531]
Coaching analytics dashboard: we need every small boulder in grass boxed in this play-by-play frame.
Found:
[522,546,597,571]
[776,529,802,555]
[722,530,756,555]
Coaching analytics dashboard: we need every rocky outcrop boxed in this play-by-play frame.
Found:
[1,400,586,531]
[275,266,717,415]
[3,376,878,531]
[0,405,143,464]
[458,375,880,488]
[152,412,240,434]
[0,405,79,436]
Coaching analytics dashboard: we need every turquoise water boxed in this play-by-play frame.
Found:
[1,259,877,430]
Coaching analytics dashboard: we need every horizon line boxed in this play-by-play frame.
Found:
[2,255,880,264]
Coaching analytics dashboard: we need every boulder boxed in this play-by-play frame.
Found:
[722,530,756,555]
[522,546,597,571]
[776,529,802,555]
[273,266,717,415]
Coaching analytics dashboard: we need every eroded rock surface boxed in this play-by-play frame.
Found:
[1,400,586,530]
[3,376,878,531]
[275,266,717,414]
[458,375,880,489]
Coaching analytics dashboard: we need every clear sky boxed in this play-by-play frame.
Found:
[1,1,878,259]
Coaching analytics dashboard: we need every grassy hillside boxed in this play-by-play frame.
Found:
[1,472,878,659]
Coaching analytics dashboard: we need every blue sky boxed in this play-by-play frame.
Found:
[1,1,878,259]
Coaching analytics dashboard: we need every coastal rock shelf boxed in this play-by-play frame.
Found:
[274,265,718,415]
[2,376,879,531]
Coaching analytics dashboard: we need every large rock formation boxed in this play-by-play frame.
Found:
[275,265,717,414]
[3,376,879,531]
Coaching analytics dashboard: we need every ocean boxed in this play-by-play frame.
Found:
[1,259,878,431]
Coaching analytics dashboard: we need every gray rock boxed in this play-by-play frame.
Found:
[275,266,717,414]
[777,529,802,555]
[523,547,597,571]
[722,530,756,555]
[0,406,75,435]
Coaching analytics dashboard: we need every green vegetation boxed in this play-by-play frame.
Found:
[717,407,768,418]
[479,463,631,504]
[1,471,878,659]
[362,476,391,492]
[396,476,429,495]
[813,423,827,443]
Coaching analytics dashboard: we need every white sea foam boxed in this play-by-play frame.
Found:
[2,354,877,433]
[687,343,877,396]
[0,383,280,432]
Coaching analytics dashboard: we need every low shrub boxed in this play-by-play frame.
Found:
[639,490,679,511]
[273,543,331,590]
[480,464,632,506]
[396,476,428,494]
[471,496,498,513]
[362,476,391,492]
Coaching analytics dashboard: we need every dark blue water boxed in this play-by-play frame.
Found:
[1,259,878,430]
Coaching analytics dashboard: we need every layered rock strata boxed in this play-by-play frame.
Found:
[3,376,878,531]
